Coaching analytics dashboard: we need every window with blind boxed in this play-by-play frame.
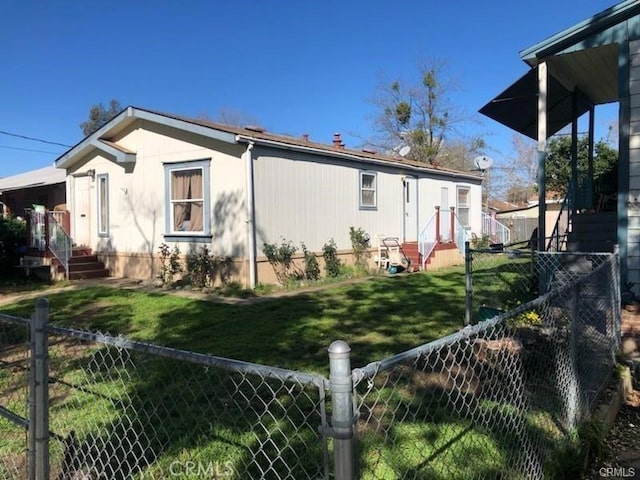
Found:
[360,171,377,209]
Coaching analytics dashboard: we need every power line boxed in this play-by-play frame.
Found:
[0,130,71,148]
[0,145,63,155]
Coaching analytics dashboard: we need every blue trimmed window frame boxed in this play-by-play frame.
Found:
[96,173,109,237]
[163,159,212,243]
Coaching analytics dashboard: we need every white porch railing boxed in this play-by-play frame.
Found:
[28,207,47,251]
[454,216,471,257]
[47,212,72,280]
[418,212,438,271]
[481,212,510,245]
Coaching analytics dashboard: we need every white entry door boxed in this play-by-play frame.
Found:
[403,176,418,242]
[440,187,451,241]
[73,176,92,246]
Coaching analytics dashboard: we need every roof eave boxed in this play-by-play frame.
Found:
[55,106,238,170]
[520,0,640,64]
[236,134,483,183]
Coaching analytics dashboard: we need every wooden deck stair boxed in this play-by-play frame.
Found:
[401,241,464,271]
[58,247,109,280]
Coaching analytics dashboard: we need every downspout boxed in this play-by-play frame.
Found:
[245,142,257,289]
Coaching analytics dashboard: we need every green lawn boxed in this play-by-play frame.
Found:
[0,269,471,373]
[0,264,556,479]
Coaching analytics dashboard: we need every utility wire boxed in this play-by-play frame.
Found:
[0,145,63,155]
[0,130,71,148]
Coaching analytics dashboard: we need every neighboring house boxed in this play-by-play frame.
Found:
[480,0,640,294]
[495,200,565,245]
[0,165,66,216]
[54,106,483,287]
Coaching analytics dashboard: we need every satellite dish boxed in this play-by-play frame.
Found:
[473,155,494,171]
[398,145,411,157]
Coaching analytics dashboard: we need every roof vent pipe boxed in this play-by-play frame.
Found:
[333,133,341,147]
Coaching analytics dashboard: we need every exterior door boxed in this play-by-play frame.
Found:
[73,176,92,246]
[403,176,418,242]
[440,187,451,241]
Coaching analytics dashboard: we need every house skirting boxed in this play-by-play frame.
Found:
[98,249,373,287]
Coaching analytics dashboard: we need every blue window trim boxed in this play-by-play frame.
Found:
[164,159,211,239]
[96,173,109,237]
[359,170,377,210]
[163,234,213,243]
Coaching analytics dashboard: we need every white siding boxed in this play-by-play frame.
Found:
[417,177,483,236]
[253,149,405,252]
[66,125,247,258]
[253,146,483,253]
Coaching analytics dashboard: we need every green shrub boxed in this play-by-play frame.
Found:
[186,245,230,288]
[301,243,320,281]
[349,226,371,271]
[262,239,299,285]
[322,239,341,278]
[157,243,183,286]
[0,216,27,274]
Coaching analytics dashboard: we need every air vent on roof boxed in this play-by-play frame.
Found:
[244,125,266,133]
[362,148,377,154]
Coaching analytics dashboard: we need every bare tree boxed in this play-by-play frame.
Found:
[80,99,123,136]
[368,59,480,166]
[195,108,263,128]
[502,134,538,204]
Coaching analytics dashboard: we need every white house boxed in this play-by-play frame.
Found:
[54,106,483,286]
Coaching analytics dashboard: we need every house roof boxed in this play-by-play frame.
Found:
[480,0,640,139]
[0,165,66,193]
[55,106,483,183]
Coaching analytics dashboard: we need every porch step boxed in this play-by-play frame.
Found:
[567,211,616,253]
[401,242,420,272]
[402,241,463,271]
[425,243,464,270]
[56,253,109,280]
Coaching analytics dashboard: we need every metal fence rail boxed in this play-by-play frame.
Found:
[352,254,620,479]
[465,242,616,325]
[45,327,328,479]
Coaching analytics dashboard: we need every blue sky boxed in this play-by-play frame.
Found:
[0,0,620,180]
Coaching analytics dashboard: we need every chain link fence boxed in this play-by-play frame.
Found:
[465,243,615,325]
[0,313,30,480]
[0,305,330,480]
[0,252,622,479]
[45,328,329,480]
[353,253,620,479]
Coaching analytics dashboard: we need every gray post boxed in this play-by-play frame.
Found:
[328,340,354,480]
[613,244,622,347]
[30,298,49,480]
[465,241,472,326]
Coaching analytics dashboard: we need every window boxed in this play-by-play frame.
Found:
[164,160,211,241]
[97,174,109,236]
[457,186,470,228]
[360,171,377,209]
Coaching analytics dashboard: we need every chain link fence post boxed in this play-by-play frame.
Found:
[328,340,354,480]
[29,298,49,480]
[465,241,472,326]
[613,244,622,348]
